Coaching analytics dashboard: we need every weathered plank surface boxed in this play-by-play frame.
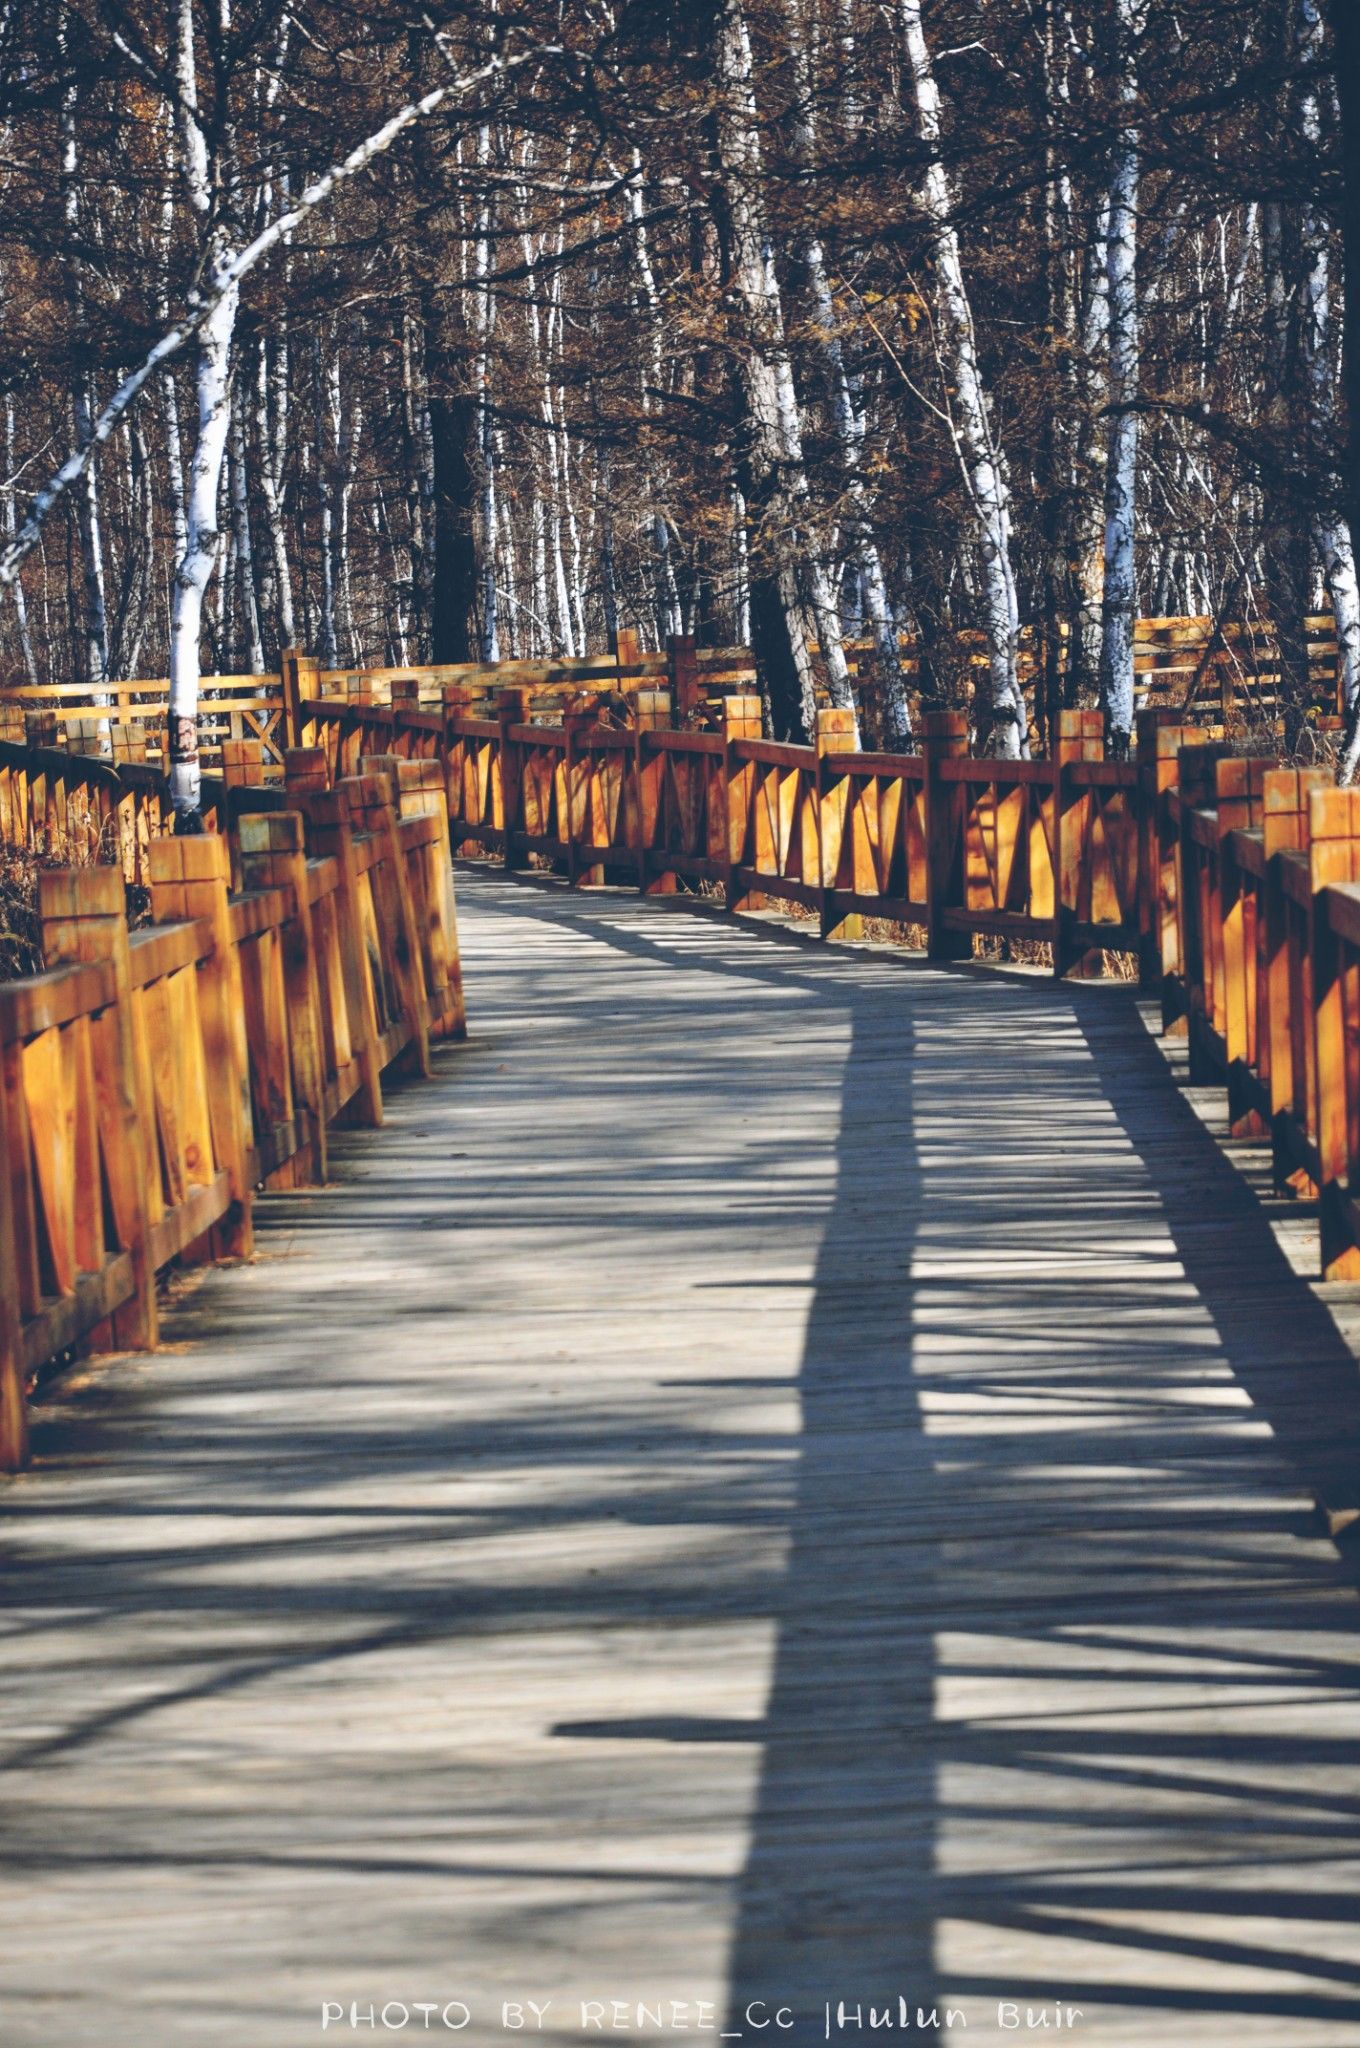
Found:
[3,868,1360,2047]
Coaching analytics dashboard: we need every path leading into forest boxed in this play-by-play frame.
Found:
[4,868,1360,2048]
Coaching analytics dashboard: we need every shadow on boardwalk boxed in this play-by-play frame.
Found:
[552,885,1360,2041]
[3,870,1360,2045]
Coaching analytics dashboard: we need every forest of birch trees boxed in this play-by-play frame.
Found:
[0,0,1357,814]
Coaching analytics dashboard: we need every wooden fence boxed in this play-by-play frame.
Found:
[8,649,1360,1473]
[0,757,465,1470]
[0,609,1345,768]
[303,691,1142,971]
[301,684,1360,1285]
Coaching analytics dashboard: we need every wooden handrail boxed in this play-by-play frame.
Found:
[0,766,466,1471]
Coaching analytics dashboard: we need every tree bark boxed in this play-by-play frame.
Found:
[900,0,1025,755]
[1096,0,1141,755]
[425,292,479,664]
[710,0,854,742]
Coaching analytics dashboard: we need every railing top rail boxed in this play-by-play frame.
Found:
[0,674,281,700]
[0,957,117,1045]
[827,751,927,778]
[127,919,215,988]
[1324,881,1360,947]
[939,757,1053,785]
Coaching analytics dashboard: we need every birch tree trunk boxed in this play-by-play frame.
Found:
[61,59,109,697]
[785,1,908,742]
[256,336,295,650]
[159,156,188,575]
[1333,0,1360,580]
[731,485,751,647]
[900,0,1024,754]
[1095,0,1143,753]
[229,379,265,671]
[399,305,432,653]
[167,0,236,822]
[474,127,500,661]
[624,155,684,644]
[711,0,854,742]
[3,396,39,686]
[1261,192,1313,744]
[1292,0,1360,777]
[1067,203,1110,704]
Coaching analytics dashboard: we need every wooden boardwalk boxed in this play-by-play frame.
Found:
[4,867,1360,2047]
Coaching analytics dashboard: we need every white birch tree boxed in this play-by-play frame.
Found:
[1095,0,1143,754]
[900,0,1025,755]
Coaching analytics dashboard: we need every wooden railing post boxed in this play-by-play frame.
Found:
[636,687,673,733]
[1136,707,1186,992]
[280,648,320,750]
[497,687,529,870]
[817,707,859,940]
[391,757,467,1042]
[237,811,330,1187]
[1309,788,1360,1279]
[1176,739,1231,1080]
[440,684,473,849]
[0,1053,29,1469]
[38,868,158,1352]
[1155,722,1199,1032]
[667,634,702,728]
[721,694,761,911]
[1053,709,1104,977]
[299,789,383,1126]
[1216,756,1272,1136]
[221,739,265,790]
[345,767,432,1078]
[922,711,970,962]
[148,833,257,1248]
[561,704,596,888]
[283,747,331,797]
[611,624,641,679]
[1263,766,1330,1196]
[634,687,674,896]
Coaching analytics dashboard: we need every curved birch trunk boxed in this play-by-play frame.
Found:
[474,128,500,661]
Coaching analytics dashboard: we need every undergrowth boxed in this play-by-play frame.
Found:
[0,836,148,980]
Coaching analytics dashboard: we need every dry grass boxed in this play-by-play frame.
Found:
[0,834,148,981]
[0,841,44,978]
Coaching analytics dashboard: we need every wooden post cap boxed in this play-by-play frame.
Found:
[37,867,125,918]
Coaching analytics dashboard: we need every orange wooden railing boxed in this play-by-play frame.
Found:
[303,686,1360,1287]
[0,756,465,1471]
[303,691,1143,969]
[12,666,1360,1474]
[2,605,1344,777]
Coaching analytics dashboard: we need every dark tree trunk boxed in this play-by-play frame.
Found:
[424,294,479,665]
[748,562,813,742]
